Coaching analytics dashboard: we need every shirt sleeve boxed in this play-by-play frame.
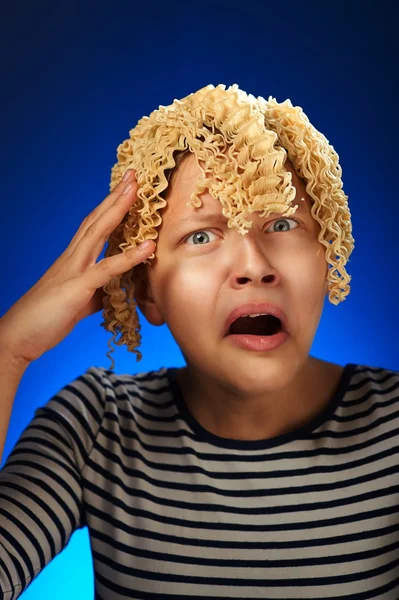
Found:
[0,366,106,600]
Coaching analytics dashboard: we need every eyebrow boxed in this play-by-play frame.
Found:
[171,202,306,231]
[172,212,229,230]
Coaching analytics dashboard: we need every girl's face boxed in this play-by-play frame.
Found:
[135,152,329,395]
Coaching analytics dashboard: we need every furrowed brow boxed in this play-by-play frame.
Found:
[172,202,306,231]
[173,212,227,230]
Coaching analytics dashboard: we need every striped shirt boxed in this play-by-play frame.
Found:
[1,362,399,599]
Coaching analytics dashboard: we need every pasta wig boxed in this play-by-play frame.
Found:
[101,83,354,370]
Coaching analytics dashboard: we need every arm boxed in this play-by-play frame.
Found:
[0,349,30,466]
[0,367,106,599]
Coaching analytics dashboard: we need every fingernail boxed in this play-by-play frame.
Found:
[122,169,133,182]
[138,240,153,251]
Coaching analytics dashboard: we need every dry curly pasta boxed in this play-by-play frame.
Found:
[101,83,354,370]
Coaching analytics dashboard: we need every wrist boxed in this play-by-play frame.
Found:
[0,323,31,369]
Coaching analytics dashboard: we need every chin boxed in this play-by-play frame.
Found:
[215,353,302,395]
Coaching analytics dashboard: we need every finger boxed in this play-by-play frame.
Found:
[71,182,141,268]
[68,169,136,254]
[81,241,156,297]
[86,286,106,317]
[69,169,135,252]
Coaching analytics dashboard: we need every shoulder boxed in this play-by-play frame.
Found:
[82,364,174,409]
[349,363,399,388]
[344,363,399,412]
[38,365,174,425]
[86,364,171,390]
[320,360,399,394]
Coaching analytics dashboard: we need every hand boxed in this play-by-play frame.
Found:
[0,170,155,365]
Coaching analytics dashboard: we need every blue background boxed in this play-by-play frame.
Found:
[1,0,397,597]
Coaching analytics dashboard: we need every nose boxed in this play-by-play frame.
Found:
[228,232,280,288]
[236,272,276,285]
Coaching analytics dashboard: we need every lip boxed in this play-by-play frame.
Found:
[223,302,289,337]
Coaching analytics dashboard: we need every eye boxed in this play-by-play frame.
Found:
[184,230,219,246]
[265,217,300,233]
[183,217,301,246]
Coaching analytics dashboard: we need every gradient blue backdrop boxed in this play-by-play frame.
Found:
[1,0,397,597]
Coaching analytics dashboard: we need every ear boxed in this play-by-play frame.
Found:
[133,263,165,327]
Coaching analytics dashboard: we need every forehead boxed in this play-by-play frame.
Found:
[161,151,312,226]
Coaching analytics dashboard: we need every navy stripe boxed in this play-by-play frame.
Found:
[1,362,398,599]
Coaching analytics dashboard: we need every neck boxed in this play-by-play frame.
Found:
[175,356,344,441]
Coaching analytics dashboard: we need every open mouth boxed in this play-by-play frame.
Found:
[227,314,283,337]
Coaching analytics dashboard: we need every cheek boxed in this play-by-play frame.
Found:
[174,262,218,302]
[283,235,327,276]
[298,246,327,282]
[155,259,218,315]
[280,241,327,314]
[157,262,219,347]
